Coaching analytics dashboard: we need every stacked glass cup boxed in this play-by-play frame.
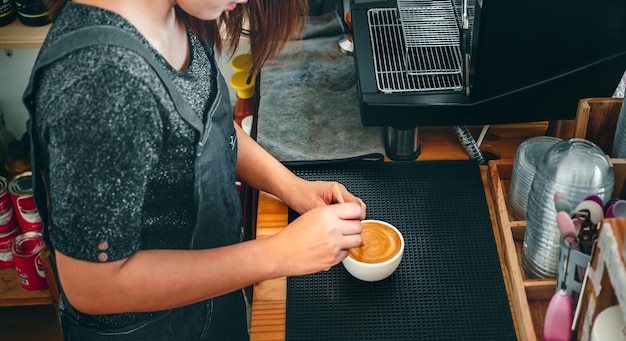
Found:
[523,138,614,278]
[507,136,562,221]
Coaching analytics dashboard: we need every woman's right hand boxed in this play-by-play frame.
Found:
[268,202,364,277]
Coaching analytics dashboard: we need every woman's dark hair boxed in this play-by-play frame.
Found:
[45,0,307,76]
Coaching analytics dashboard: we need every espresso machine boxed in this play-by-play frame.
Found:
[350,0,626,160]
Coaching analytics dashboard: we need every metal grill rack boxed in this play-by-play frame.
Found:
[367,8,463,93]
[366,0,475,93]
[397,0,461,76]
[397,0,460,45]
[451,0,475,46]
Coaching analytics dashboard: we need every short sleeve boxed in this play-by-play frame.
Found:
[35,47,163,262]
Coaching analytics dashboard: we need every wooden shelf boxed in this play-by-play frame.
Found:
[0,267,53,307]
[0,20,50,50]
[487,160,555,341]
[0,17,51,310]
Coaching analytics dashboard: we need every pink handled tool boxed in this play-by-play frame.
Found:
[544,245,575,341]
[556,211,578,247]
[544,289,574,341]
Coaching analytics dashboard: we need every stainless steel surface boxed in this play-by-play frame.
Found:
[384,127,420,160]
[366,0,476,93]
[338,36,354,55]
[460,0,472,95]
[367,8,463,93]
[395,3,462,77]
[396,0,469,77]
[454,0,475,46]
[397,0,460,47]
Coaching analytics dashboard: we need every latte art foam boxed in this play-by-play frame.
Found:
[349,221,402,263]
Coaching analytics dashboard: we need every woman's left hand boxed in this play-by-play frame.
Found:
[281,179,367,219]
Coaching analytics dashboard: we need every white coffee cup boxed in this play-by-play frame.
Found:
[342,220,404,282]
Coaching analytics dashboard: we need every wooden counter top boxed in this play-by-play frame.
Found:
[250,123,549,341]
[0,20,50,49]
[0,267,53,307]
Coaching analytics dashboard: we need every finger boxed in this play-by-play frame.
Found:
[357,199,367,220]
[326,202,364,220]
[340,234,363,250]
[338,193,367,218]
[331,183,345,204]
[338,220,363,236]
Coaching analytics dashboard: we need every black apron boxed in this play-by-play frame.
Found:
[22,25,248,341]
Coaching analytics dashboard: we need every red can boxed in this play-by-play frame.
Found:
[0,225,19,268]
[8,171,33,206]
[0,176,12,214]
[0,249,13,269]
[9,172,43,233]
[0,224,19,250]
[0,205,17,234]
[11,231,48,291]
[15,195,43,232]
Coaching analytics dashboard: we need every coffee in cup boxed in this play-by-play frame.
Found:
[349,221,402,263]
[342,220,404,282]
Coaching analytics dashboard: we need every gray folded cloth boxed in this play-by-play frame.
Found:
[255,14,385,164]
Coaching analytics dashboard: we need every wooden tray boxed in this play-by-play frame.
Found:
[488,158,626,341]
[487,160,555,341]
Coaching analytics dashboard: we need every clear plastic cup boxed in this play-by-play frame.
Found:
[523,138,614,278]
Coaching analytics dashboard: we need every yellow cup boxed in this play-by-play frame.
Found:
[229,71,256,99]
[231,53,253,73]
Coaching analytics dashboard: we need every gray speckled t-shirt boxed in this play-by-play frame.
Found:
[32,2,220,328]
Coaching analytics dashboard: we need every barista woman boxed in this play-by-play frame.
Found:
[24,0,366,339]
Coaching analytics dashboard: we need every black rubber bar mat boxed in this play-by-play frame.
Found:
[285,160,516,340]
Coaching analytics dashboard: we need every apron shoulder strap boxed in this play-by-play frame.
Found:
[23,25,203,131]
